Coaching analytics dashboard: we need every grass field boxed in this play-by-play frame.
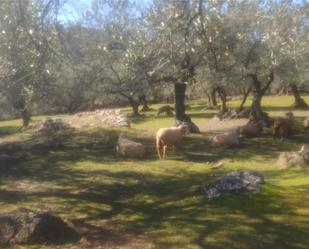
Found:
[0,96,309,249]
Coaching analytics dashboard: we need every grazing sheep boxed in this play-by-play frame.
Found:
[116,133,145,158]
[156,125,187,159]
[238,121,263,137]
[304,117,309,132]
[157,105,175,117]
[272,112,294,139]
[211,129,241,147]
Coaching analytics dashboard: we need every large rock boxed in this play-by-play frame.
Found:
[0,210,78,245]
[202,171,264,199]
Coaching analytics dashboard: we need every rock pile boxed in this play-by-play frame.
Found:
[277,145,309,168]
[38,118,72,133]
[70,109,130,128]
[0,210,78,245]
[202,171,265,199]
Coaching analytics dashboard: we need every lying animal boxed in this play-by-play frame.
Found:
[116,133,145,158]
[157,105,175,117]
[272,112,294,139]
[238,121,263,137]
[211,129,241,147]
[156,125,187,159]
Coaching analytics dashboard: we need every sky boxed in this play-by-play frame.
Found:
[58,0,152,23]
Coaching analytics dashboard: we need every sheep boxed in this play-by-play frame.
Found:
[272,112,294,139]
[277,145,309,168]
[211,129,241,147]
[116,133,145,158]
[304,117,309,132]
[238,121,263,137]
[157,105,175,117]
[156,125,187,159]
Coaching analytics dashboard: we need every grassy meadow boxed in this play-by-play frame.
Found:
[0,95,308,249]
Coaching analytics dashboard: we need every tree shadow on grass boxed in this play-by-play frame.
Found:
[0,122,308,247]
[263,105,309,112]
[179,130,309,163]
[0,164,308,249]
[0,125,20,138]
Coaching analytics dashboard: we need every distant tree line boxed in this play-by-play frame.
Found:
[0,0,308,126]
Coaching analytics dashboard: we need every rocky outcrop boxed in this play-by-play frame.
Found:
[201,171,264,199]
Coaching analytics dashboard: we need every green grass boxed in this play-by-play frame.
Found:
[0,96,309,249]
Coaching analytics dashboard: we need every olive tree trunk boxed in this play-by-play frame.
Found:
[248,71,274,121]
[217,87,227,113]
[209,87,217,107]
[128,96,139,116]
[238,86,252,111]
[21,108,31,127]
[139,94,150,112]
[174,83,187,121]
[290,83,308,109]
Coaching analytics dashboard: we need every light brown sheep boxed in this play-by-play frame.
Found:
[156,125,187,159]
[116,133,145,158]
[304,117,309,132]
[211,130,241,147]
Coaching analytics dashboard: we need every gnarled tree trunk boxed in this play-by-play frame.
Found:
[21,108,31,127]
[209,87,217,107]
[128,96,139,116]
[251,92,263,120]
[238,86,252,111]
[290,83,308,109]
[217,87,227,113]
[139,94,150,112]
[248,70,274,121]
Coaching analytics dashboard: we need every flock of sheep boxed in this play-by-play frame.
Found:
[116,106,309,160]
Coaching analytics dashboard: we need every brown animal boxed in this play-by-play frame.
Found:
[304,117,309,132]
[157,105,174,117]
[272,112,294,139]
[156,125,187,159]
